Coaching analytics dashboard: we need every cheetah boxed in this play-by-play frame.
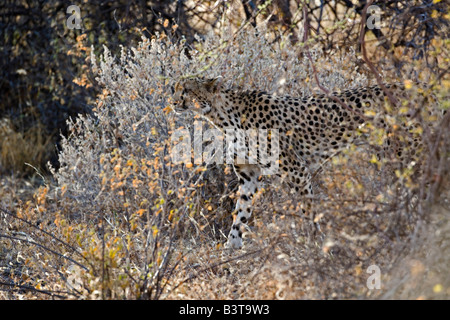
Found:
[173,77,436,249]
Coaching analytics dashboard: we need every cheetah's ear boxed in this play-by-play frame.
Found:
[204,77,222,93]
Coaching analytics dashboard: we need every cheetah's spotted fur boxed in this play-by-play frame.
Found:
[174,78,434,249]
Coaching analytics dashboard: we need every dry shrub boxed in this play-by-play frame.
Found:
[1,18,449,299]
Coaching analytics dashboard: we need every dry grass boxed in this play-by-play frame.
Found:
[0,118,54,176]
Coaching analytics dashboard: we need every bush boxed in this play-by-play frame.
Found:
[1,15,449,299]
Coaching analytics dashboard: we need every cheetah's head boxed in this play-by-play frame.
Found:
[173,77,222,115]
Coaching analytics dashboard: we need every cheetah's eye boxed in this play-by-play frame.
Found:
[171,88,188,111]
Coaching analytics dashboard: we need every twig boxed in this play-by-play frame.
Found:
[301,3,368,122]
[171,242,275,292]
[0,207,88,263]
[358,0,399,109]
[0,281,68,299]
[0,234,88,271]
[24,163,47,188]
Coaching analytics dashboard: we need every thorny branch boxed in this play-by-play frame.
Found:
[301,2,368,122]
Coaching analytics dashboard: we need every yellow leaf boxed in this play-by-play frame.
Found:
[404,79,413,90]
[355,265,362,276]
[410,126,423,135]
[369,154,379,164]
[433,284,443,293]
[157,254,162,266]
[163,106,172,114]
[399,106,409,114]
[364,110,377,117]
[61,184,67,196]
[168,209,174,221]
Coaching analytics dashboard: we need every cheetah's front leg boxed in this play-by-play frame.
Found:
[226,165,261,249]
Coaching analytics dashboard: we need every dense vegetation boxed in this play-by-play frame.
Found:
[0,0,449,300]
